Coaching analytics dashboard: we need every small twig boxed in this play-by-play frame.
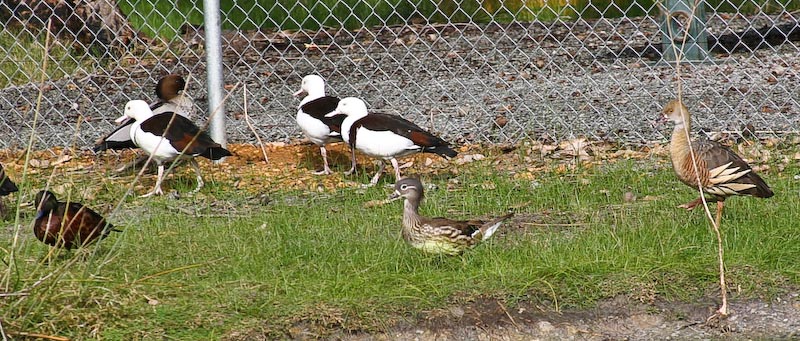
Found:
[496,300,520,329]
[174,206,196,216]
[521,222,587,227]
[131,257,224,284]
[7,332,69,341]
[0,318,7,341]
[243,83,269,163]
[172,206,245,218]
[664,0,729,317]
[0,292,29,297]
[363,198,394,208]
[192,214,249,218]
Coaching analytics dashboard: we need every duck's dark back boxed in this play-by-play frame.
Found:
[34,202,113,249]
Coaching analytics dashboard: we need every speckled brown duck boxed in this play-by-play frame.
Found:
[389,178,512,255]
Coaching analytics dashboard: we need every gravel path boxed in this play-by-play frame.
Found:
[347,293,800,340]
[1,14,798,150]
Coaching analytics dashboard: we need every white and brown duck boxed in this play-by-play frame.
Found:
[95,74,195,153]
[293,75,346,175]
[117,100,231,197]
[327,97,457,185]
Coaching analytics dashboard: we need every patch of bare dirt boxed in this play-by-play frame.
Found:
[335,293,800,340]
[222,293,800,340]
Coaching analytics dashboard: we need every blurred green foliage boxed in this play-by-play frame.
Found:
[118,0,800,39]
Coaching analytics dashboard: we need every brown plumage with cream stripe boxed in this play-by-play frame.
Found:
[662,99,773,209]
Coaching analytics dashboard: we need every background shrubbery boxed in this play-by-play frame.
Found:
[118,0,800,39]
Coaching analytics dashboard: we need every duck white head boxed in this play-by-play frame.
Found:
[293,75,326,98]
[116,100,154,123]
[326,97,368,119]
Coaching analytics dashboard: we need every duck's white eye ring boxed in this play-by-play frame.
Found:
[400,184,408,190]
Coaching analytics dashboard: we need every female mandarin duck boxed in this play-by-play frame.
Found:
[389,178,512,255]
[661,99,773,319]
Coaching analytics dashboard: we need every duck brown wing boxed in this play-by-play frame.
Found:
[693,139,773,198]
[140,113,231,160]
[301,96,344,133]
[350,114,457,158]
[66,203,116,242]
[424,217,483,238]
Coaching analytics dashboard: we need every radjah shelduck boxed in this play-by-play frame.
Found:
[327,97,457,185]
[33,190,119,250]
[94,74,195,153]
[388,178,513,255]
[661,99,773,319]
[293,75,346,175]
[117,100,231,197]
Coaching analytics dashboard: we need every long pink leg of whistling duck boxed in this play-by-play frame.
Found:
[710,200,728,319]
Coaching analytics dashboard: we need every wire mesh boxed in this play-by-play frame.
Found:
[0,0,798,150]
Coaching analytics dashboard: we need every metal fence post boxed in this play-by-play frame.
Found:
[660,0,711,62]
[203,0,227,147]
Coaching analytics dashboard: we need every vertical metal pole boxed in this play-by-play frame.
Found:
[660,0,711,62]
[203,0,227,147]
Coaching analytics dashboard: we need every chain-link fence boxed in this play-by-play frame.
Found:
[0,0,798,150]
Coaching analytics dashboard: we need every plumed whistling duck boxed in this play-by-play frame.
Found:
[293,75,346,175]
[327,97,457,185]
[661,99,773,319]
[388,178,513,255]
[94,74,195,153]
[118,100,232,197]
[33,190,119,250]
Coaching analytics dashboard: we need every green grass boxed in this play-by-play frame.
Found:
[2,153,799,339]
[0,28,99,88]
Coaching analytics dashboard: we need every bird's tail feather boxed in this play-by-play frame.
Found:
[430,145,457,159]
[480,213,514,240]
[200,147,233,160]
